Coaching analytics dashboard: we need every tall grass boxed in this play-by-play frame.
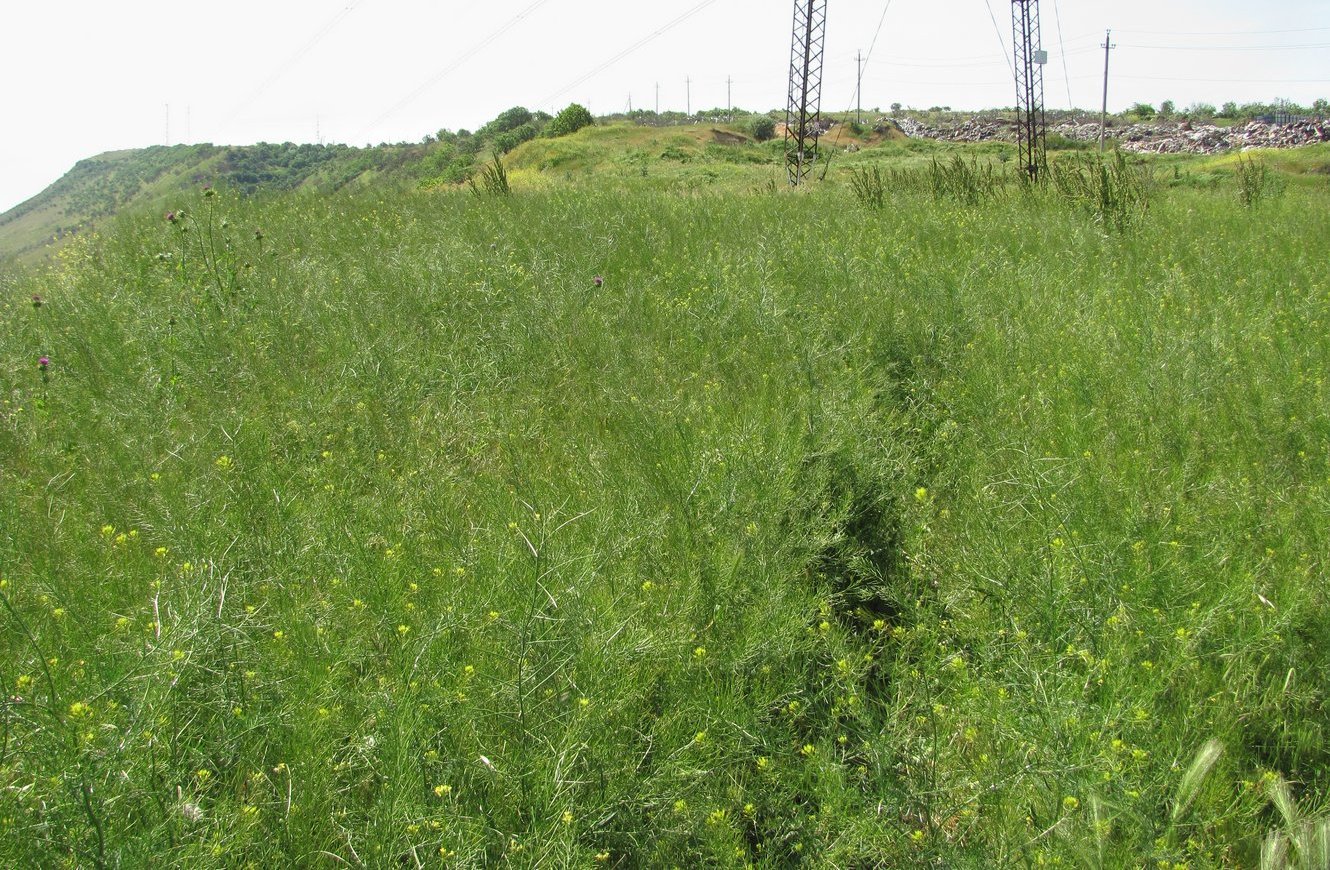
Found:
[1,175,1328,866]
[1047,152,1155,230]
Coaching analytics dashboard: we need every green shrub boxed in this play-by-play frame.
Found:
[749,116,776,142]
[478,106,535,139]
[1234,155,1285,208]
[545,103,594,138]
[492,124,539,155]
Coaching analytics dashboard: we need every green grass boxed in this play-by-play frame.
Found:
[1,164,1328,867]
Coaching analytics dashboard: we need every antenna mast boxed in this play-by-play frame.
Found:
[1012,0,1047,181]
[785,0,827,186]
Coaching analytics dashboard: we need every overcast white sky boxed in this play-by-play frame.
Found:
[2,0,1327,212]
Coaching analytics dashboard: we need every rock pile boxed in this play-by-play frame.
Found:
[889,116,1329,154]
[1115,120,1329,154]
[895,117,1014,142]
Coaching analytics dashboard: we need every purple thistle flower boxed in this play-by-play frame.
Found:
[32,294,43,308]
[38,356,50,369]
[592,275,604,288]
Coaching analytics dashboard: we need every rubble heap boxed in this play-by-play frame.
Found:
[888,116,1329,154]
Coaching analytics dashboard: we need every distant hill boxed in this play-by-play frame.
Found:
[0,145,222,264]
[0,106,857,266]
[0,140,449,266]
[16,103,1322,267]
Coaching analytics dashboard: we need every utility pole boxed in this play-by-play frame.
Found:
[727,76,733,118]
[856,50,863,125]
[1099,29,1115,152]
[686,76,691,116]
[655,82,660,115]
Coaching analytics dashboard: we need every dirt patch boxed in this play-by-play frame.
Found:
[710,128,750,146]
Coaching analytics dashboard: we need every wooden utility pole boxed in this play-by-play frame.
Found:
[1100,30,1115,151]
[856,50,863,124]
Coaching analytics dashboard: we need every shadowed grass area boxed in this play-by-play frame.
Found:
[1,175,1328,866]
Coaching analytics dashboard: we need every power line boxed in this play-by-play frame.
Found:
[874,46,1100,69]
[539,0,722,107]
[862,0,894,67]
[820,0,892,180]
[1119,41,1330,51]
[224,1,364,128]
[359,0,556,141]
[981,0,1014,78]
[1118,74,1330,84]
[867,45,1098,70]
[1050,0,1074,110]
[1114,25,1330,37]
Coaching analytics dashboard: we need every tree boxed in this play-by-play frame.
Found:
[1159,100,1175,119]
[1314,98,1329,118]
[749,116,776,142]
[478,107,534,139]
[492,124,539,154]
[1219,102,1238,119]
[1130,102,1156,120]
[545,103,594,138]
[890,102,902,114]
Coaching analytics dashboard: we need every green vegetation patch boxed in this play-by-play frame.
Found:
[1,162,1328,867]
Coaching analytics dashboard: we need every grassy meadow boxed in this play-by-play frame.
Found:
[1,148,1329,867]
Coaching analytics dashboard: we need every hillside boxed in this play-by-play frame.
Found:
[0,140,443,266]
[7,105,1327,267]
[2,133,1328,865]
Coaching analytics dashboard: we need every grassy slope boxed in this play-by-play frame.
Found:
[0,118,906,266]
[1,137,1329,866]
[0,141,433,267]
[0,146,226,265]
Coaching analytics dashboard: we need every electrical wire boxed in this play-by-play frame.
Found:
[1118,41,1330,51]
[982,0,1014,78]
[538,0,722,106]
[862,0,894,70]
[1113,25,1330,37]
[1051,0,1074,109]
[358,0,556,141]
[223,1,364,127]
[819,0,892,180]
[1118,73,1330,84]
[845,0,894,120]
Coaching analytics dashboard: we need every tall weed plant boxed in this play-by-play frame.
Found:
[1235,154,1287,208]
[1047,152,1154,231]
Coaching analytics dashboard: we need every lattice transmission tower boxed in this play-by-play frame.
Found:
[1011,0,1047,181]
[785,0,827,186]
